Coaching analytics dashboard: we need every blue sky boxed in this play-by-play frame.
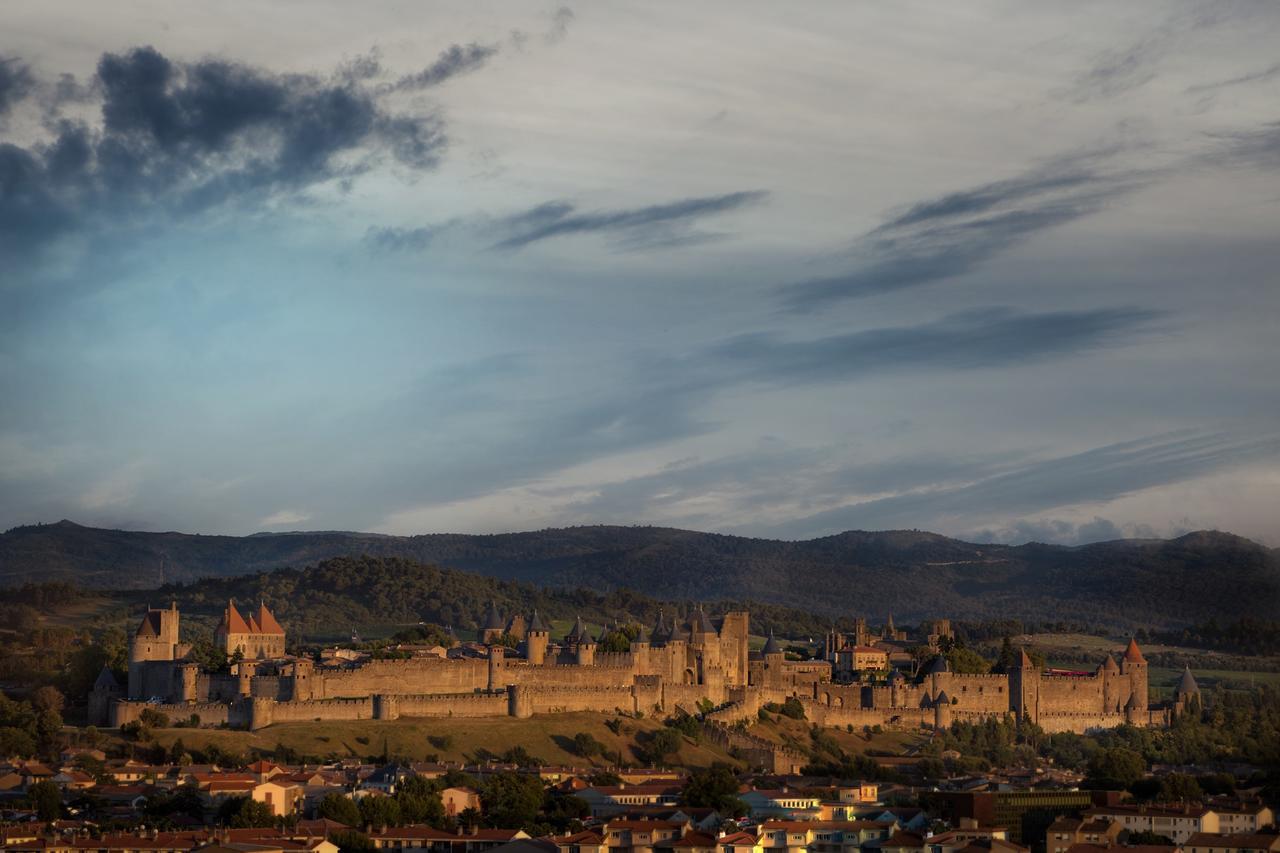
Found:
[2,1,1278,545]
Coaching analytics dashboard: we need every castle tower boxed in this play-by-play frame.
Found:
[720,611,750,687]
[691,607,720,673]
[576,622,597,667]
[1119,637,1148,717]
[128,602,181,700]
[650,610,671,646]
[1099,654,1121,712]
[926,654,952,702]
[525,611,549,665]
[889,668,905,708]
[1009,648,1039,724]
[934,689,952,730]
[480,602,505,644]
[1173,664,1200,718]
[88,666,121,726]
[487,644,506,690]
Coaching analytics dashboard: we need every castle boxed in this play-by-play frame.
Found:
[92,602,1199,737]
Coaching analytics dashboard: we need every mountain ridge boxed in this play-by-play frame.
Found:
[2,520,1276,628]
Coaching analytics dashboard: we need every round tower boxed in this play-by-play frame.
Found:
[1120,638,1148,718]
[934,689,952,730]
[525,611,549,666]
[487,644,506,690]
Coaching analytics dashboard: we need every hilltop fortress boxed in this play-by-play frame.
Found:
[92,601,1200,738]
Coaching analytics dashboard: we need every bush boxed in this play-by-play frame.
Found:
[572,732,603,758]
[139,708,170,728]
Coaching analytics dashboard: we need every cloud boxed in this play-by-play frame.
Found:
[365,223,447,252]
[1062,8,1226,103]
[0,45,449,269]
[0,57,34,118]
[1186,61,1280,93]
[545,7,576,44]
[779,151,1149,309]
[1215,121,1280,170]
[490,190,768,251]
[705,306,1161,385]
[755,430,1280,539]
[259,509,310,528]
[386,43,500,92]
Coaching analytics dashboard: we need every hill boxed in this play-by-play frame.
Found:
[2,521,1277,628]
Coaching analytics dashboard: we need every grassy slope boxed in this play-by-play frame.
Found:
[143,712,742,768]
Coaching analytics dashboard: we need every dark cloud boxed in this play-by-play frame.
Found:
[756,431,1280,539]
[0,57,35,117]
[490,190,767,251]
[0,46,448,269]
[387,43,500,92]
[779,153,1148,309]
[707,306,1161,385]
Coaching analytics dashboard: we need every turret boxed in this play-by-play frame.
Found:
[1173,664,1201,717]
[1120,637,1148,717]
[525,611,549,666]
[487,644,506,690]
[934,689,952,730]
[576,627,596,667]
[1099,654,1121,712]
[480,602,505,645]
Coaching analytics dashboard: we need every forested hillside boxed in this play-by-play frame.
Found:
[2,521,1277,628]
[142,555,836,643]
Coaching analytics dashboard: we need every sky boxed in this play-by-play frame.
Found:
[1,0,1278,546]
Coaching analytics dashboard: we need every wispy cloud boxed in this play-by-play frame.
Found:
[708,306,1161,385]
[385,43,500,92]
[778,151,1150,309]
[1186,61,1280,94]
[1061,8,1227,103]
[754,431,1280,539]
[490,191,768,251]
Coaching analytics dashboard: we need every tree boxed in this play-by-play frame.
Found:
[0,726,37,758]
[27,780,62,821]
[1127,831,1175,846]
[681,765,746,816]
[31,686,65,715]
[220,795,276,828]
[395,776,445,826]
[572,732,603,758]
[328,830,376,853]
[1157,773,1203,803]
[358,794,402,829]
[139,708,170,728]
[1086,747,1145,789]
[640,727,683,765]
[479,772,546,830]
[318,792,362,827]
[35,708,63,753]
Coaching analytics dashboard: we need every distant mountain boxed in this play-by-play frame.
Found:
[2,520,1277,627]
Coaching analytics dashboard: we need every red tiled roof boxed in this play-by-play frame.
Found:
[255,603,286,636]
[219,601,253,634]
[1123,638,1147,664]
